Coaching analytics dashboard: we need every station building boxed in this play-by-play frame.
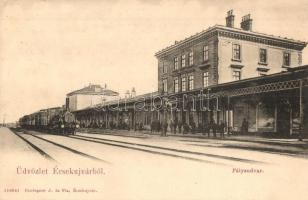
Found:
[151,10,307,136]
[74,65,308,137]
[66,84,119,112]
[20,10,308,138]
[156,10,305,92]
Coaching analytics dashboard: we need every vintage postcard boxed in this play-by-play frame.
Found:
[0,0,308,199]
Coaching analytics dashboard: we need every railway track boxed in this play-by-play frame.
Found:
[10,129,56,162]
[14,130,226,165]
[11,128,265,166]
[68,134,223,165]
[11,129,109,164]
[68,134,265,165]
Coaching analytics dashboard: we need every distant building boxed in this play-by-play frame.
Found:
[66,84,119,111]
[155,10,306,95]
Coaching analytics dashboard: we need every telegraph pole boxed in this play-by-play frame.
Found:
[2,114,6,127]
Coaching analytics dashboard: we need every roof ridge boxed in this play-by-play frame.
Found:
[155,24,307,57]
[67,84,119,96]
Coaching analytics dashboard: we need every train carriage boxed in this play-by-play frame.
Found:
[19,108,79,135]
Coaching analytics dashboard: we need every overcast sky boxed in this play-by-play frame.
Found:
[0,0,308,122]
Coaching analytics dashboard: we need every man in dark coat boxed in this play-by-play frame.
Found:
[161,121,168,136]
[190,120,196,134]
[178,121,182,134]
[218,121,225,138]
[173,118,178,134]
[209,118,217,137]
[241,118,249,135]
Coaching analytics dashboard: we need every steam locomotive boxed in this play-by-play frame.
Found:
[19,107,79,135]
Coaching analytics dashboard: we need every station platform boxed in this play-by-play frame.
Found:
[0,127,34,152]
[77,128,308,149]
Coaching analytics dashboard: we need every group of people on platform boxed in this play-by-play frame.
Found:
[76,118,250,137]
[150,118,227,138]
[79,120,137,131]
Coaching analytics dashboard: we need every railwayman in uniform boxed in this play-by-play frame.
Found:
[241,118,249,135]
[162,120,168,136]
[60,122,65,135]
[73,120,80,135]
[218,121,225,138]
[202,120,210,137]
[178,121,182,134]
[173,118,178,134]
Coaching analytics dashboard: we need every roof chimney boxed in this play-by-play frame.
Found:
[131,87,136,98]
[225,10,235,28]
[241,14,253,31]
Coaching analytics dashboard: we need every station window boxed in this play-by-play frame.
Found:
[174,78,179,93]
[174,57,178,70]
[162,62,167,73]
[283,52,291,66]
[232,44,241,61]
[181,77,186,92]
[162,79,167,93]
[203,45,209,61]
[181,54,186,68]
[189,51,194,66]
[298,53,302,65]
[232,70,241,81]
[259,48,267,64]
[188,75,194,90]
[203,72,209,87]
